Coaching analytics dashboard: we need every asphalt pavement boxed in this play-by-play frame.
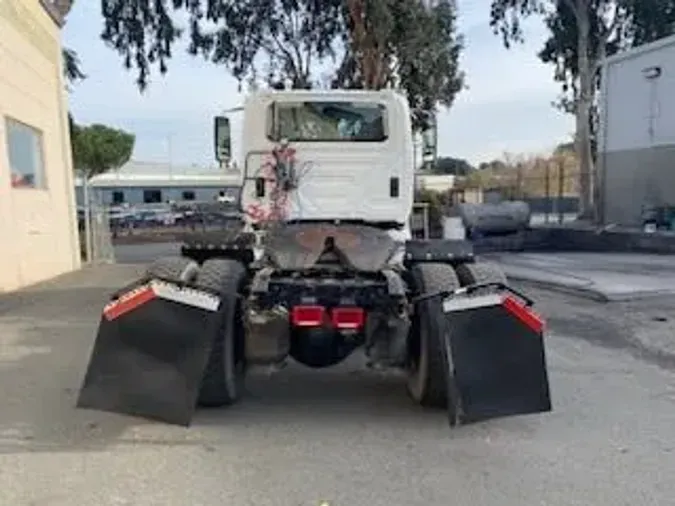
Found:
[114,242,181,264]
[485,252,675,302]
[116,242,675,300]
[1,263,675,505]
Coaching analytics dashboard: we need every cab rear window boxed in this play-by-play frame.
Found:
[267,101,387,142]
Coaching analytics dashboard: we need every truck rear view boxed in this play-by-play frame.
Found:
[76,89,552,429]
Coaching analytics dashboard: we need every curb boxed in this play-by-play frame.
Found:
[508,274,675,303]
[506,274,610,302]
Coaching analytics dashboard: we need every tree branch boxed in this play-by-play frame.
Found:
[597,5,623,59]
[560,0,578,19]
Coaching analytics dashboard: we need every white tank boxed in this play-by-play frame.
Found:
[458,201,531,236]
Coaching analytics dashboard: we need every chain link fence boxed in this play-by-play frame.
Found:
[78,204,116,264]
[481,173,580,225]
[105,201,243,245]
[460,155,581,226]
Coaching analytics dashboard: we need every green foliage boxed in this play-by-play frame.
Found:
[71,121,135,178]
[100,0,343,90]
[334,0,464,130]
[466,150,580,197]
[537,0,675,114]
[396,0,465,130]
[63,47,86,87]
[490,0,675,114]
[432,156,475,175]
[98,0,464,129]
[489,0,675,219]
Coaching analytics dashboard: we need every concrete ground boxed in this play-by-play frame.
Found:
[485,252,675,301]
[1,263,675,505]
[114,242,181,264]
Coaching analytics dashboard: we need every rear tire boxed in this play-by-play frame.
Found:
[454,261,507,291]
[407,263,461,418]
[194,258,247,407]
[146,256,199,282]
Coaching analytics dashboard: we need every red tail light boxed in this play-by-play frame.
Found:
[291,305,326,327]
[331,307,365,330]
[502,296,544,334]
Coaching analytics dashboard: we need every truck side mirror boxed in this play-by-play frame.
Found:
[214,116,231,162]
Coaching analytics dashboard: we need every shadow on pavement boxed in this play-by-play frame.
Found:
[0,263,535,454]
[0,264,155,455]
[113,242,180,265]
[196,361,420,426]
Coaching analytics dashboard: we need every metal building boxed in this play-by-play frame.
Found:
[598,34,675,226]
[74,161,241,206]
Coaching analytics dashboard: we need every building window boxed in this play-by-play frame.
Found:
[143,189,162,203]
[5,117,46,189]
[112,191,125,204]
[181,190,195,201]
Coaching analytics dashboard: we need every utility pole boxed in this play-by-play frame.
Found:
[167,132,174,180]
[81,170,93,263]
[421,113,437,171]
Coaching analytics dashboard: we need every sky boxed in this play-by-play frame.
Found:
[62,0,574,170]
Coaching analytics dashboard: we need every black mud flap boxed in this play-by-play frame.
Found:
[442,291,551,424]
[76,279,222,426]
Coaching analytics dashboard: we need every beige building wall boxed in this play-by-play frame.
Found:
[0,0,80,292]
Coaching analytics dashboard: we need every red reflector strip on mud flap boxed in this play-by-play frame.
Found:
[77,279,224,426]
[103,284,157,320]
[501,295,544,334]
[103,281,221,320]
[441,291,552,425]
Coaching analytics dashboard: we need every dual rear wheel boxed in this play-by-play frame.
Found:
[145,256,247,407]
[405,261,506,424]
[146,256,507,414]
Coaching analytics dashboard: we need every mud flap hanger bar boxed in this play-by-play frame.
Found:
[110,276,243,302]
[413,281,535,307]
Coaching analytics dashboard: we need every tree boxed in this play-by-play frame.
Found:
[98,0,464,130]
[63,47,86,86]
[71,122,135,179]
[489,0,675,221]
[58,0,83,88]
[100,0,343,90]
[334,0,465,129]
[432,156,475,175]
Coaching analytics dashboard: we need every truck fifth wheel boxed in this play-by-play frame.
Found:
[76,89,552,427]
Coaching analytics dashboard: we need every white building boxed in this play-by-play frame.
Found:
[415,173,456,193]
[598,34,675,226]
[75,160,241,206]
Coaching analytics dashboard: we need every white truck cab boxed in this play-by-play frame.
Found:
[214,89,416,234]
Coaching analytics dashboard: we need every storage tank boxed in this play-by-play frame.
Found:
[457,201,531,237]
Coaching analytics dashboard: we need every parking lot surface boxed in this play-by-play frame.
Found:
[488,252,675,301]
[1,264,675,505]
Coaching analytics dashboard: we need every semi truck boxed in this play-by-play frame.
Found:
[77,89,551,427]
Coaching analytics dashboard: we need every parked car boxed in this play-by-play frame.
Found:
[131,204,184,227]
[108,206,136,228]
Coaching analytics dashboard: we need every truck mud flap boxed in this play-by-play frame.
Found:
[76,279,222,426]
[442,291,551,424]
